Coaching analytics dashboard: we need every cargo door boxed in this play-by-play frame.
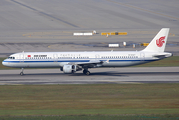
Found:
[140,53,145,61]
[95,54,100,60]
[53,54,58,62]
[19,54,24,63]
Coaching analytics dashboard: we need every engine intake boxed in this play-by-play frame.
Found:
[63,65,76,74]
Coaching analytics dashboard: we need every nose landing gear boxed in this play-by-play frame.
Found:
[20,68,24,76]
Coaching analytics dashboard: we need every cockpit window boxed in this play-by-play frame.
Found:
[8,57,15,59]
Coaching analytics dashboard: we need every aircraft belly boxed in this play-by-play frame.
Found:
[27,62,60,68]
[29,62,59,68]
[10,62,60,68]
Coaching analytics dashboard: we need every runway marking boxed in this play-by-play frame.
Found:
[10,0,79,28]
[107,0,179,20]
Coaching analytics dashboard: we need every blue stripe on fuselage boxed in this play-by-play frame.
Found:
[3,59,156,63]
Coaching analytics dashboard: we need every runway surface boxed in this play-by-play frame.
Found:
[0,67,179,85]
[0,0,178,85]
[0,0,179,57]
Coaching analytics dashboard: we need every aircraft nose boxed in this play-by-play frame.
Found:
[2,60,7,66]
[2,60,5,65]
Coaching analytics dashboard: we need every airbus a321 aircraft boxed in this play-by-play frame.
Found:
[2,28,172,76]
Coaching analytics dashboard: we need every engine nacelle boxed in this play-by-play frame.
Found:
[63,65,76,74]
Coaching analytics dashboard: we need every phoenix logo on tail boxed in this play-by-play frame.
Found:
[156,36,165,47]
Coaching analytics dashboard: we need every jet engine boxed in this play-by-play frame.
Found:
[62,64,77,74]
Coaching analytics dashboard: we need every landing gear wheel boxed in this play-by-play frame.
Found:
[83,70,87,74]
[86,71,90,75]
[20,72,24,76]
[83,70,90,75]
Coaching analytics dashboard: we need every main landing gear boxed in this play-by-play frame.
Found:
[83,69,90,75]
[20,68,24,76]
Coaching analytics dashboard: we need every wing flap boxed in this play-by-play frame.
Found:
[68,60,103,65]
[67,60,103,68]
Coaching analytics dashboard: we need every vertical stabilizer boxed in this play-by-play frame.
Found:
[142,28,170,52]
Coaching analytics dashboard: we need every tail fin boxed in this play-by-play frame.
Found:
[142,28,170,52]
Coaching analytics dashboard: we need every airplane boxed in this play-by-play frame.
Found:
[2,28,172,76]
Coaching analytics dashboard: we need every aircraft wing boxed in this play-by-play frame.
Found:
[68,60,103,68]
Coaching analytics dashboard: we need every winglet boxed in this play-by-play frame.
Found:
[142,28,170,52]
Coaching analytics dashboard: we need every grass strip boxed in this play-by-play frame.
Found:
[0,84,179,116]
[0,109,178,116]
[0,114,179,120]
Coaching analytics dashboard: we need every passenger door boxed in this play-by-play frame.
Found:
[140,53,145,61]
[53,54,58,62]
[19,54,24,63]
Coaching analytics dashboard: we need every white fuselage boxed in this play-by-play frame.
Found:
[2,28,173,75]
[2,51,171,68]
